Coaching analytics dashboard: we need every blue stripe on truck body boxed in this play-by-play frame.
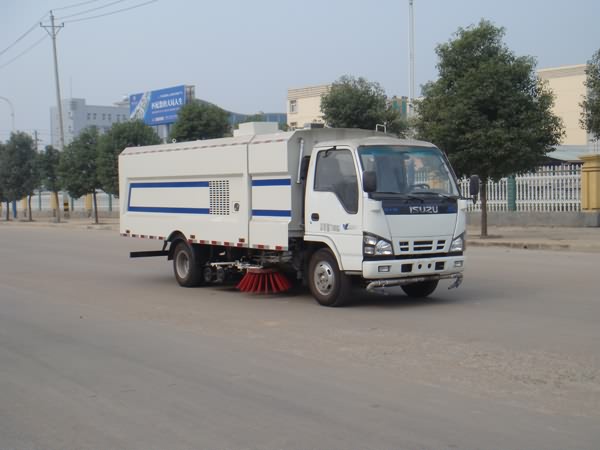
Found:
[252,178,291,187]
[127,181,209,213]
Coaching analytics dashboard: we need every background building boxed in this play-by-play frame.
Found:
[50,98,129,149]
[537,64,591,146]
[287,84,330,129]
[390,96,409,117]
[227,110,287,127]
[286,85,410,130]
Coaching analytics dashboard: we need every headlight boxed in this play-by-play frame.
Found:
[363,235,378,246]
[364,233,393,256]
[375,240,393,255]
[450,235,464,252]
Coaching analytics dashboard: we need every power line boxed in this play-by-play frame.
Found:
[53,0,106,11]
[0,34,48,71]
[57,0,127,20]
[63,0,158,23]
[0,12,48,58]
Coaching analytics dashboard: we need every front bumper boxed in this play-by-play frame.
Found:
[365,273,463,291]
[362,254,464,280]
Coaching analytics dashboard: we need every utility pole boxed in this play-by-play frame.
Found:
[41,11,65,150]
[408,0,415,117]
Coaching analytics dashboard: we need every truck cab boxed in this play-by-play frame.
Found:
[302,136,466,306]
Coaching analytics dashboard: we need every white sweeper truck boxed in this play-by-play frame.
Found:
[119,122,478,306]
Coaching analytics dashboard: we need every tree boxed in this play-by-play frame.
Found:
[39,145,63,222]
[0,132,38,221]
[321,75,408,137]
[243,113,266,123]
[415,20,563,237]
[59,127,102,224]
[169,101,230,142]
[97,120,161,197]
[581,48,600,142]
[27,146,41,221]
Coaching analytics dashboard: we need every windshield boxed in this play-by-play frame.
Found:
[358,145,459,197]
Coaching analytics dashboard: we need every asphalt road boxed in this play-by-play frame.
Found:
[0,224,598,450]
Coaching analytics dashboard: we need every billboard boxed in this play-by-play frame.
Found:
[129,85,186,126]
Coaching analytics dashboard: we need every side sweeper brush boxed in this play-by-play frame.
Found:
[237,268,291,294]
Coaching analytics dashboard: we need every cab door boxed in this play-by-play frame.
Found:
[304,147,363,271]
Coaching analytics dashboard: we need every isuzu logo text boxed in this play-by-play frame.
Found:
[409,205,439,214]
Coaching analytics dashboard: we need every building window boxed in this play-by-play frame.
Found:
[108,114,112,121]
[289,100,297,113]
[93,113,97,120]
[87,113,91,120]
[102,113,106,120]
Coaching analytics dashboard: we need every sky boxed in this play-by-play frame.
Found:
[1,0,599,148]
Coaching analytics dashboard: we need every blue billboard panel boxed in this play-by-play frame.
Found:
[129,85,186,126]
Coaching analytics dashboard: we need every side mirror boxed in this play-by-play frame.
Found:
[469,174,480,203]
[363,171,377,193]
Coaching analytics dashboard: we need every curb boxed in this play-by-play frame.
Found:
[467,240,571,251]
[1,220,119,231]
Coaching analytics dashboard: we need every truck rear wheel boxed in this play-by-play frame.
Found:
[173,241,203,287]
[308,249,351,307]
[401,280,438,298]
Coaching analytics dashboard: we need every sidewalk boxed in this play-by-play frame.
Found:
[2,217,600,253]
[467,225,600,253]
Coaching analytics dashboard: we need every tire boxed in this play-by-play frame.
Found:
[308,248,351,307]
[173,241,203,287]
[401,280,438,298]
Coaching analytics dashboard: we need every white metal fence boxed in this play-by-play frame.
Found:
[9,191,118,215]
[458,164,582,212]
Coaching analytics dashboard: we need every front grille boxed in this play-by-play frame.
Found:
[414,240,433,251]
[399,239,447,253]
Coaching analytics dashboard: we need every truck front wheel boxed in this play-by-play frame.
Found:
[173,241,203,287]
[308,249,351,307]
[401,280,438,298]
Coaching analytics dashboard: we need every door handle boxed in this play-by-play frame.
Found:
[311,213,320,221]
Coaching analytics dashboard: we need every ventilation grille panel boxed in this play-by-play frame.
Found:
[209,180,230,215]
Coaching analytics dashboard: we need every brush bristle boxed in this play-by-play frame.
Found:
[237,269,291,294]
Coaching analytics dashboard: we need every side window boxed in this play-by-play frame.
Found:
[314,149,358,214]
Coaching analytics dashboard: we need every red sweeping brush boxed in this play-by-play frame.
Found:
[237,268,291,294]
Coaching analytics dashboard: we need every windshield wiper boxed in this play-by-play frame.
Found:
[376,192,425,202]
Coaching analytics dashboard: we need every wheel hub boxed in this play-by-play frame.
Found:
[176,251,190,278]
[314,261,335,296]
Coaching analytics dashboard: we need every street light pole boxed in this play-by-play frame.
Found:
[0,96,15,131]
[408,0,415,117]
